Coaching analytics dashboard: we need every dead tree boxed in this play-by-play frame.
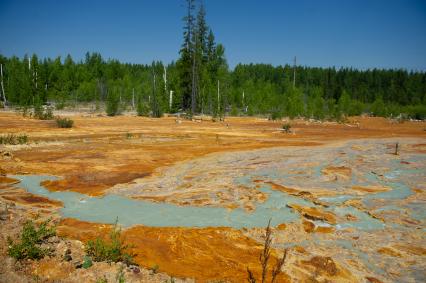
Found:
[0,64,6,105]
[247,219,288,283]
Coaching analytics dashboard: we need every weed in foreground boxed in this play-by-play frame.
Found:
[85,219,136,265]
[0,133,29,145]
[247,219,288,283]
[55,117,74,128]
[7,219,56,260]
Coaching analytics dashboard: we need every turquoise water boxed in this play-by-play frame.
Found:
[11,174,309,228]
[11,173,385,230]
[9,140,424,230]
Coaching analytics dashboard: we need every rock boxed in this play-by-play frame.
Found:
[287,203,337,224]
[293,246,306,254]
[63,253,72,262]
[345,214,358,221]
[377,247,402,257]
[302,220,315,233]
[74,261,83,269]
[366,276,384,283]
[315,226,335,233]
[47,236,60,244]
[322,166,352,180]
[304,256,338,276]
[63,248,72,261]
[276,223,286,230]
[128,265,140,274]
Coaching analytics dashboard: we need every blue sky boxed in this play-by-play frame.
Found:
[1,0,425,70]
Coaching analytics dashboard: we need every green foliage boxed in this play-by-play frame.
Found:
[34,106,54,120]
[270,111,282,121]
[116,265,126,283]
[96,277,108,283]
[7,219,56,260]
[230,105,239,116]
[0,133,28,145]
[82,255,93,269]
[370,96,386,117]
[85,220,135,265]
[56,117,74,128]
[106,92,120,116]
[338,90,351,117]
[136,97,150,116]
[403,104,426,120]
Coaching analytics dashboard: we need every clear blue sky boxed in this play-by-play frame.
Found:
[1,0,425,70]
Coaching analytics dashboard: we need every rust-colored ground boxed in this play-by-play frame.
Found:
[57,218,289,283]
[1,111,426,282]
[1,112,424,196]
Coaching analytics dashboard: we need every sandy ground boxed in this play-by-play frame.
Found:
[1,110,425,282]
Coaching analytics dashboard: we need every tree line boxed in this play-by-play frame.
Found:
[0,0,425,120]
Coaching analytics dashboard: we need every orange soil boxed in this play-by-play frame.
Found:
[1,112,425,196]
[57,218,289,283]
[1,112,425,281]
[322,166,352,179]
[287,203,337,224]
[351,185,391,194]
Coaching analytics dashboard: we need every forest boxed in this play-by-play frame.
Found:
[0,1,425,120]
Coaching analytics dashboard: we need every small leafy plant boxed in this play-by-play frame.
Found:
[0,134,29,145]
[85,220,135,265]
[34,105,54,120]
[7,219,56,260]
[56,117,74,128]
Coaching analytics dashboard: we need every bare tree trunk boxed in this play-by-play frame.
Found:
[191,42,196,114]
[169,90,173,111]
[0,64,6,105]
[293,56,296,88]
[163,66,167,94]
[132,88,135,110]
[217,80,220,114]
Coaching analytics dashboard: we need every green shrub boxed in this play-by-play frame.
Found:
[136,99,150,116]
[0,134,29,145]
[85,221,135,265]
[56,117,74,128]
[116,265,126,283]
[230,106,239,116]
[34,106,54,120]
[7,219,56,260]
[270,110,282,121]
[106,93,120,116]
[282,123,291,133]
[96,277,108,283]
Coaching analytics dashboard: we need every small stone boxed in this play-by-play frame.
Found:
[64,254,72,261]
[48,236,60,244]
[128,265,140,274]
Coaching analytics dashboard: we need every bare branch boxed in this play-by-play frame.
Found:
[271,248,288,283]
[247,267,257,283]
[260,218,272,283]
